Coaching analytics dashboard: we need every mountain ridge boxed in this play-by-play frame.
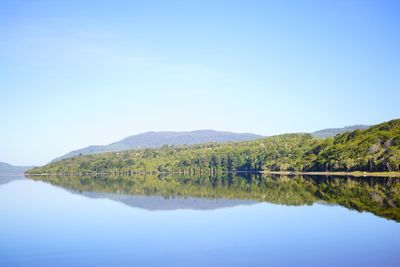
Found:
[311,125,370,138]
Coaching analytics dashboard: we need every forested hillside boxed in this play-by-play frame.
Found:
[27,119,400,174]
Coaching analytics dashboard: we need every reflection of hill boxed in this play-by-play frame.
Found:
[27,173,400,221]
[78,192,256,211]
[0,174,26,186]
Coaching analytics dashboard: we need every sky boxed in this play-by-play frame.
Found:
[0,0,399,166]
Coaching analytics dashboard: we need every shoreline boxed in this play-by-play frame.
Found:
[25,170,400,178]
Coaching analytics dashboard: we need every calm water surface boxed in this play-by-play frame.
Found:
[0,174,399,267]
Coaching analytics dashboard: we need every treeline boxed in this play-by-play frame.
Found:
[27,119,400,174]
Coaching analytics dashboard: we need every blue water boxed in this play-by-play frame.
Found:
[1,176,399,267]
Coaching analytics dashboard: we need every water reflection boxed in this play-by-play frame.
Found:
[28,173,400,222]
[0,174,26,186]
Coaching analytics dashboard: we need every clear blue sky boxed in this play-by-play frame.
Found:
[1,0,399,166]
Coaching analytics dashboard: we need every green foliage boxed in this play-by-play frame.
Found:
[312,119,400,172]
[27,119,400,174]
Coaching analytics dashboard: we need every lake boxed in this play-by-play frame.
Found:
[1,173,399,267]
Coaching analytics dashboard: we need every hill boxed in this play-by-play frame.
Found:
[52,130,263,162]
[0,162,34,173]
[311,125,370,138]
[27,119,400,174]
[51,125,372,163]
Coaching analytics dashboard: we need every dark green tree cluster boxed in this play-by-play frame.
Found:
[27,119,400,174]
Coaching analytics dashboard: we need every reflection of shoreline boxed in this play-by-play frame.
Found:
[27,173,400,221]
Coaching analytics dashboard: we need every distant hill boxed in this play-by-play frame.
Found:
[52,130,263,162]
[311,125,370,138]
[0,162,34,174]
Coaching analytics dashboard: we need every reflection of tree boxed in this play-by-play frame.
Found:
[28,174,400,222]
